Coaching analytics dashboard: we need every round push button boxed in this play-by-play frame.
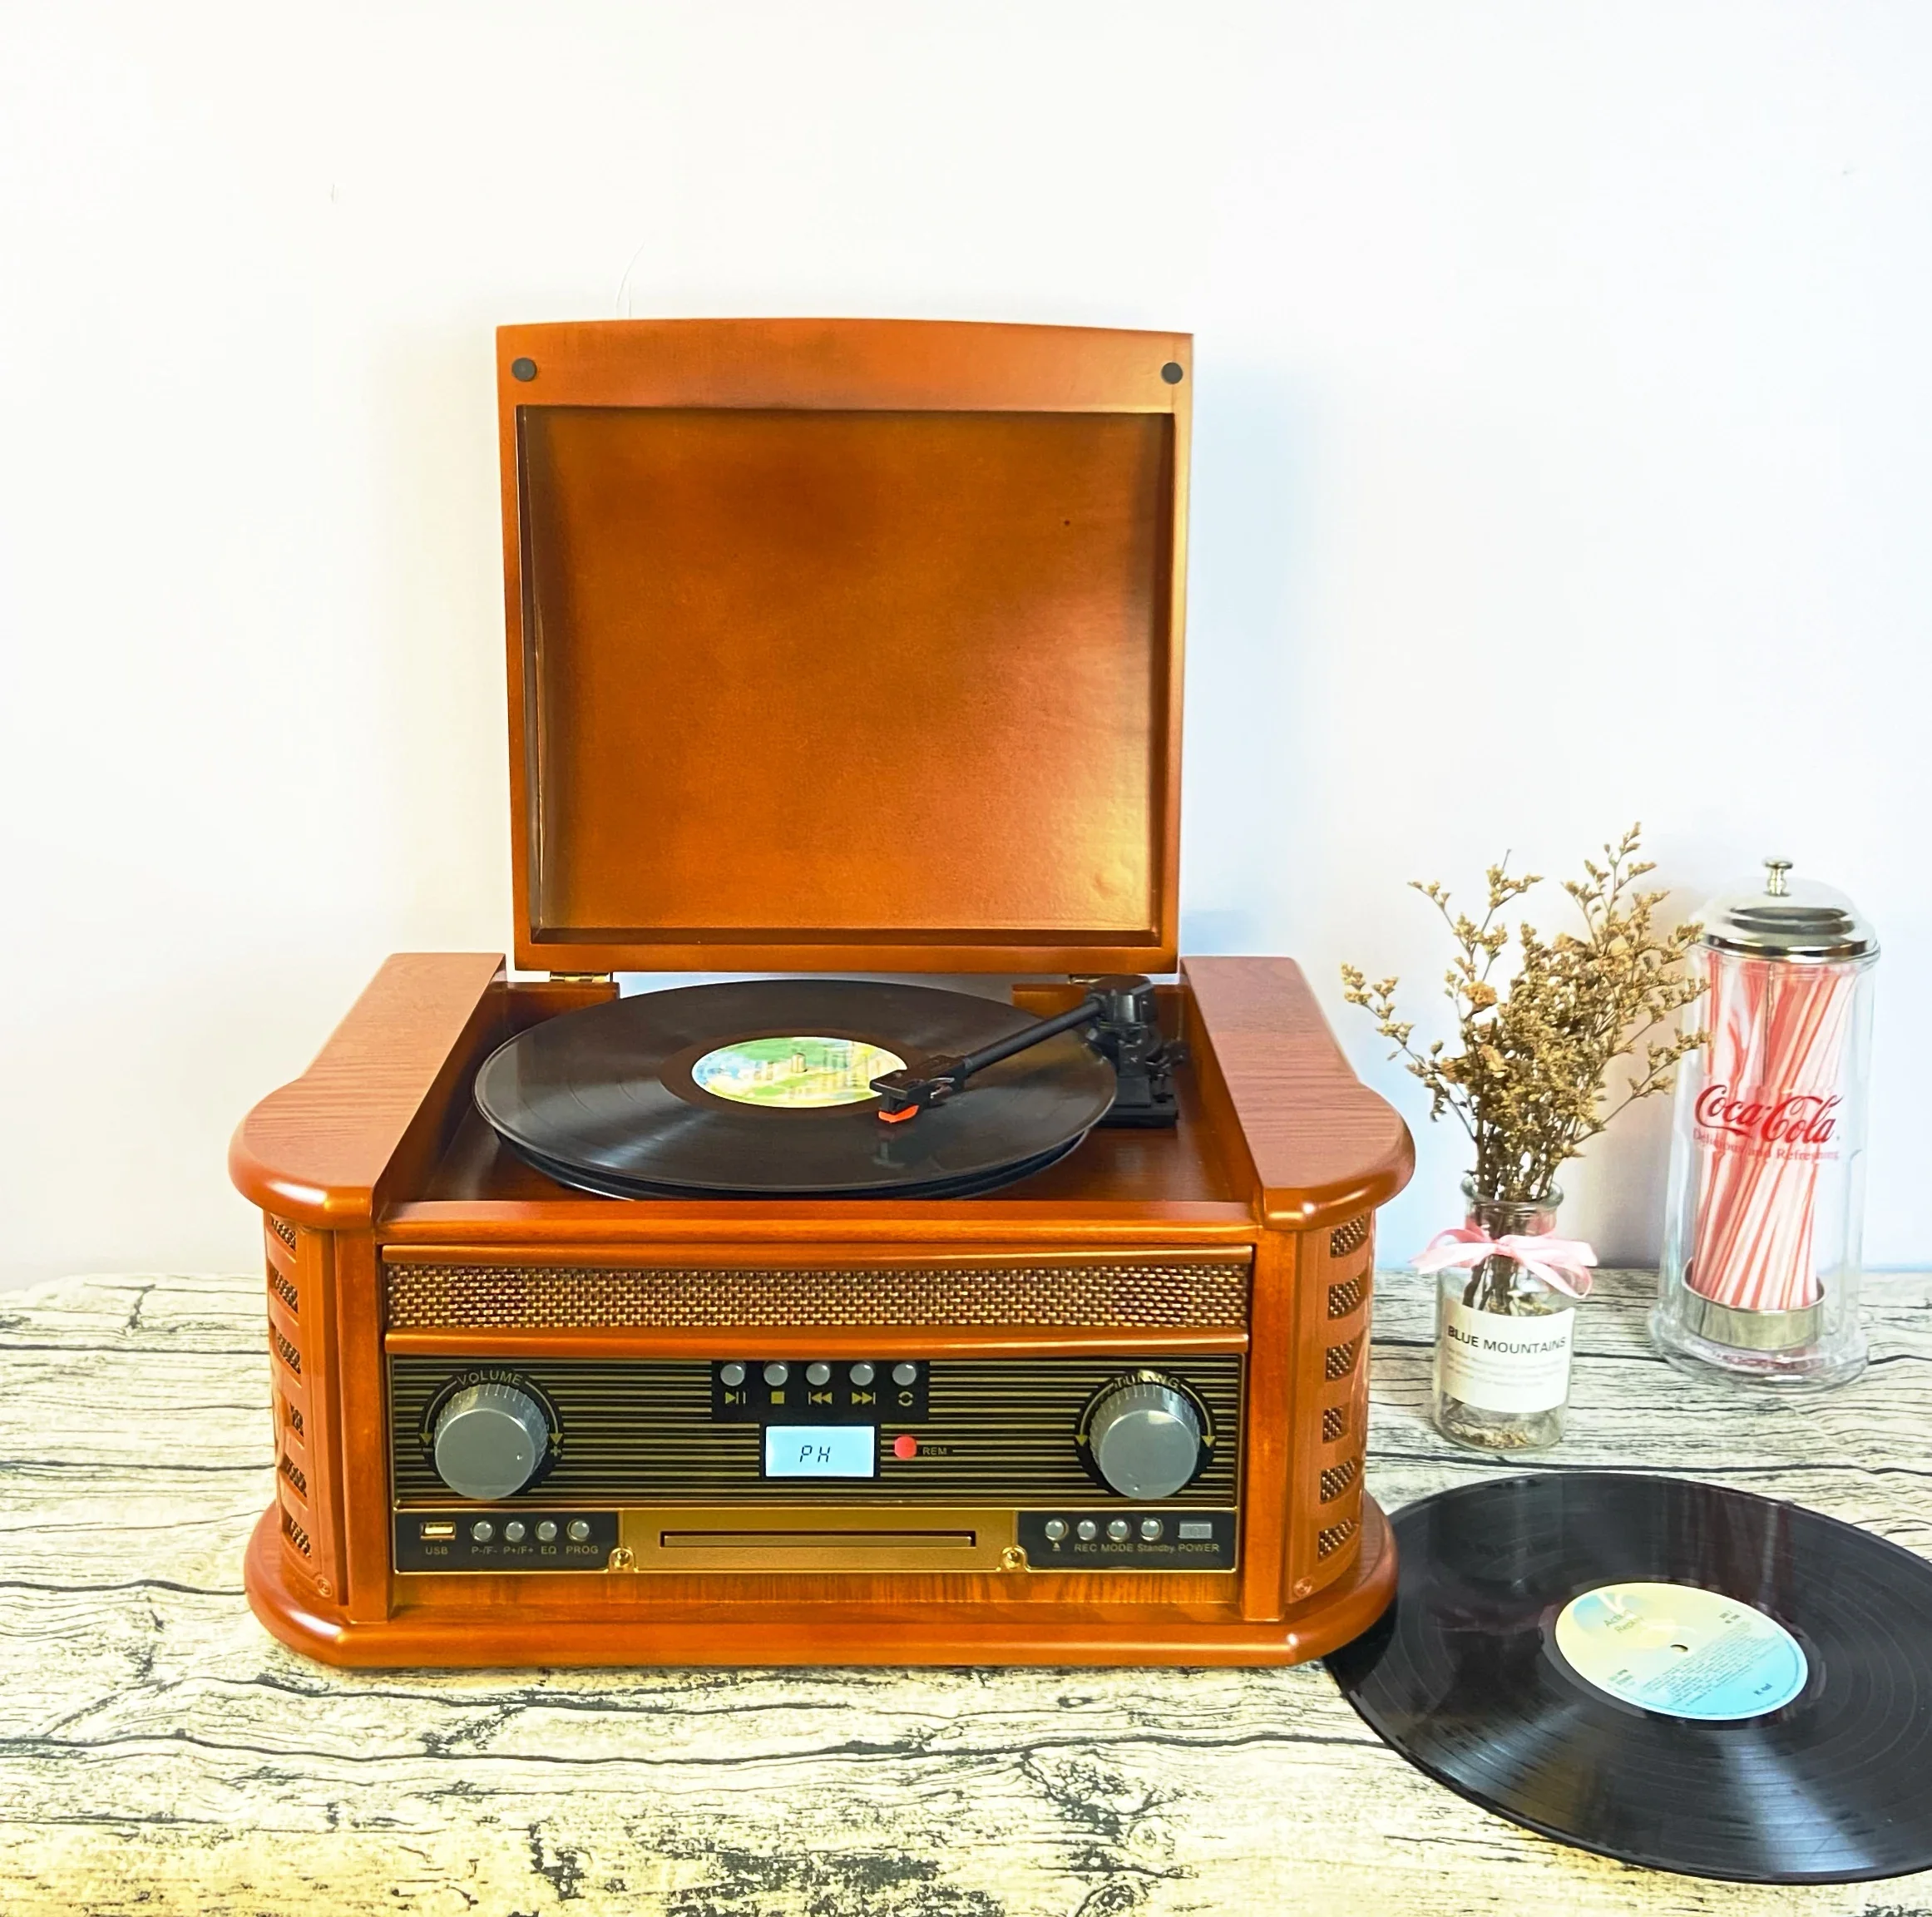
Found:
[470,1519,494,1544]
[763,1362,788,1386]
[849,1362,875,1386]
[1044,1519,1067,1542]
[719,1362,746,1387]
[536,1520,558,1544]
[504,1520,526,1544]
[1106,1518,1131,1543]
[1139,1518,1163,1541]
[567,1519,591,1543]
[807,1362,832,1386]
[892,1363,918,1386]
[1076,1519,1099,1542]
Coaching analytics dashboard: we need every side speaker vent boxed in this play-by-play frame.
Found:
[1328,1215,1370,1258]
[271,1326,301,1376]
[1318,1458,1359,1503]
[279,1455,309,1500]
[268,1270,299,1315]
[1322,1335,1361,1381]
[280,1509,312,1557]
[1317,1518,1358,1559]
[1320,1403,1347,1444]
[1326,1275,1364,1318]
[268,1215,299,1251]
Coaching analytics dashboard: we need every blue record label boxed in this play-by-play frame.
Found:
[1554,1580,1807,1720]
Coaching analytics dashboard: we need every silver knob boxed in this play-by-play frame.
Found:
[1086,1377,1203,1500]
[432,1382,549,1500]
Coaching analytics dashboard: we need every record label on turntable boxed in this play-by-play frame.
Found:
[1554,1580,1808,1721]
[689,1036,907,1109]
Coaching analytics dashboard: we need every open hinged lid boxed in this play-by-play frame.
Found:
[496,317,1189,975]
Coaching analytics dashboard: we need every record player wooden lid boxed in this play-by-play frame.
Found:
[496,318,1189,975]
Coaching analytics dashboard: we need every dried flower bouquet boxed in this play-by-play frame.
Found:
[1344,825,1707,1312]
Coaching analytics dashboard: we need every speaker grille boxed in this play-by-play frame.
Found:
[1317,1518,1357,1559]
[271,1325,302,1376]
[280,1509,311,1557]
[268,1269,299,1315]
[384,1259,1251,1331]
[1320,1403,1347,1444]
[268,1215,299,1252]
[1326,1274,1363,1319]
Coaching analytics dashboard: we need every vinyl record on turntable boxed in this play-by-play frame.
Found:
[472,977,1119,1198]
[1327,1472,1932,1884]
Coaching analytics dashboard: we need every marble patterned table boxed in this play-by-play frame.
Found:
[2,1266,1927,1916]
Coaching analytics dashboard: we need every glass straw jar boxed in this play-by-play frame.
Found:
[1653,859,1878,1388]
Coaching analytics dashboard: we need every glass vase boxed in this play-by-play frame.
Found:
[1431,1178,1577,1452]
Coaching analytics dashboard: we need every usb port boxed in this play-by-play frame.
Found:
[418,1521,456,1540]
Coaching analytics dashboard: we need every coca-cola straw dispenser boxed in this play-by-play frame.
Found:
[1653,859,1879,1386]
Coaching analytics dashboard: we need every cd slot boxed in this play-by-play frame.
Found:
[619,1505,1015,1573]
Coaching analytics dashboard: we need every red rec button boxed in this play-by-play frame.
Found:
[892,1433,918,1460]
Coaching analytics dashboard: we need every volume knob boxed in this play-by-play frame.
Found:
[432,1382,550,1500]
[1085,1376,1203,1500]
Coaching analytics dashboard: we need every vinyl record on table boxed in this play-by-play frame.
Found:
[472,977,1117,1198]
[1327,1472,1932,1884]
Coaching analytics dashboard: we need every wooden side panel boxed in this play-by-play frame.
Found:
[229,952,511,1230]
[1183,957,1413,1231]
[1284,1214,1376,1603]
[262,1218,342,1602]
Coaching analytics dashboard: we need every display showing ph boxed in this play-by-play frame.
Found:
[763,1425,877,1478]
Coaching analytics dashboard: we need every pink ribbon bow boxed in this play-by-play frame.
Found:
[1414,1226,1598,1300]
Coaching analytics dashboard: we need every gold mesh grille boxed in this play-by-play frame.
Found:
[280,1509,311,1557]
[1322,1335,1361,1381]
[1326,1275,1364,1319]
[268,1269,299,1315]
[271,1326,301,1376]
[1321,1404,1347,1444]
[283,1401,304,1438]
[1328,1215,1370,1258]
[279,1455,309,1500]
[268,1215,299,1251]
[1317,1518,1358,1559]
[1319,1458,1359,1503]
[384,1259,1252,1331]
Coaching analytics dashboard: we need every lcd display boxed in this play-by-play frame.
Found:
[763,1425,877,1478]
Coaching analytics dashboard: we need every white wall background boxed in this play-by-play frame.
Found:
[2,2,1929,1287]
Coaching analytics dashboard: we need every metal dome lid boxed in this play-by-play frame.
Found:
[1699,859,1878,962]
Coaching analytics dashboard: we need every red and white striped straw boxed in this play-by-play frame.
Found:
[1688,950,1856,1313]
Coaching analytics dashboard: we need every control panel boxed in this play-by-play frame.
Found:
[389,1353,1243,1574]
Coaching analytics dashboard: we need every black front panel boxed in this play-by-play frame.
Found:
[391,1354,1241,1507]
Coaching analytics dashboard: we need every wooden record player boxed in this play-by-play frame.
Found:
[230,318,1413,1668]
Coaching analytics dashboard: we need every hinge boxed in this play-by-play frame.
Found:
[546,971,614,985]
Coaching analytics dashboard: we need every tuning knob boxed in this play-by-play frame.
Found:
[432,1382,550,1500]
[1084,1376,1203,1500]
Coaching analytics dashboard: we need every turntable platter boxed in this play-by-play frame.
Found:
[472,979,1119,1198]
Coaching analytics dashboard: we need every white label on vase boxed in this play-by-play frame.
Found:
[1437,1298,1574,1413]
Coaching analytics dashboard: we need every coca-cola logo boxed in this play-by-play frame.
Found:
[1694,1083,1839,1146]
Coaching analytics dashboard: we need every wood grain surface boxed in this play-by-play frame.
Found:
[2,1266,1928,1915]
